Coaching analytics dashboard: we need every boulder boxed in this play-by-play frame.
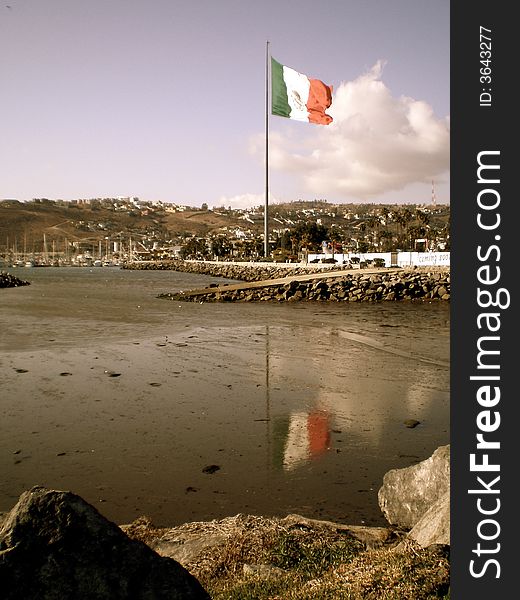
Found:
[0,486,209,600]
[408,491,450,547]
[378,445,450,529]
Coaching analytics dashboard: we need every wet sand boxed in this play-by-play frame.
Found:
[0,268,449,527]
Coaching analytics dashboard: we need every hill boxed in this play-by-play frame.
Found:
[0,200,245,255]
[0,199,450,260]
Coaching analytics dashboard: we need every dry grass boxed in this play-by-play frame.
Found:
[123,514,450,599]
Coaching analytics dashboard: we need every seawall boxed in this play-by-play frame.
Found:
[122,259,345,282]
[137,261,450,303]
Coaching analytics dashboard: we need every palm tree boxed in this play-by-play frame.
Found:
[380,206,390,227]
[408,225,429,249]
[366,215,381,250]
[395,208,414,249]
[417,210,430,227]
[379,229,394,252]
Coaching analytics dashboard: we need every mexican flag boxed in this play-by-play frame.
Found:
[271,57,333,125]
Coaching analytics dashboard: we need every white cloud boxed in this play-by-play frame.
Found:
[260,61,450,201]
[214,193,263,209]
[215,192,284,210]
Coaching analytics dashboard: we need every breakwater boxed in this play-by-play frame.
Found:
[0,271,30,288]
[122,259,343,282]
[156,266,451,303]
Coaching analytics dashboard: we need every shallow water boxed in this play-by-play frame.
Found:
[0,267,449,526]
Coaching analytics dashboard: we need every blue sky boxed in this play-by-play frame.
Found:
[1,0,449,207]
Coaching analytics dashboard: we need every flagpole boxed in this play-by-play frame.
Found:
[264,40,270,259]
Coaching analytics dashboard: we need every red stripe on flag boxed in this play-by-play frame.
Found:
[307,79,333,125]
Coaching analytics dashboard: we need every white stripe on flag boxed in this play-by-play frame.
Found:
[282,66,311,122]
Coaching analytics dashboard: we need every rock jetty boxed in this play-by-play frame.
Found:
[124,260,450,303]
[0,271,30,288]
[123,259,344,282]
[160,269,451,303]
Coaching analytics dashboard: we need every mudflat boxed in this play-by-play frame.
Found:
[0,267,449,527]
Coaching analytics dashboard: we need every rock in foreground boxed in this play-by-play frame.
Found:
[378,445,450,534]
[0,486,209,600]
[408,490,450,547]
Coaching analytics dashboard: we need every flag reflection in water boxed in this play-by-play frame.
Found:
[273,410,331,471]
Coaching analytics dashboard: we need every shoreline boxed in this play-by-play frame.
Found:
[1,444,451,598]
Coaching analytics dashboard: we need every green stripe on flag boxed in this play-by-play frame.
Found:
[271,57,290,118]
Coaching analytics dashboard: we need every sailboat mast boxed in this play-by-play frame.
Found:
[43,233,48,264]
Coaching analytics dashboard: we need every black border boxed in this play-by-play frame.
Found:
[451,2,515,595]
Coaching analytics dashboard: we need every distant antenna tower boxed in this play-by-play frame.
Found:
[431,180,437,207]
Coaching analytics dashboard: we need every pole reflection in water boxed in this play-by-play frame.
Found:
[264,322,332,472]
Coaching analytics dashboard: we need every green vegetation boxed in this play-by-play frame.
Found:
[199,527,450,599]
[268,530,363,577]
